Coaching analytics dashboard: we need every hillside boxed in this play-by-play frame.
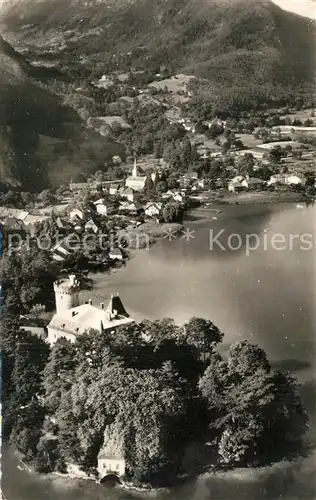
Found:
[0,0,315,190]
[0,35,124,190]
[0,0,315,90]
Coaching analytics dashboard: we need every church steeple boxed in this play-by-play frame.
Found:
[132,156,139,178]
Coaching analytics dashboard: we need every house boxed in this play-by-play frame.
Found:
[16,210,29,222]
[85,219,99,234]
[229,175,244,184]
[52,243,71,262]
[70,209,84,221]
[285,175,306,186]
[180,172,198,188]
[242,177,264,190]
[69,214,83,228]
[47,276,134,344]
[144,202,162,217]
[125,159,147,191]
[109,184,120,196]
[94,199,114,216]
[122,188,135,202]
[95,203,109,216]
[97,422,126,481]
[197,179,206,189]
[228,177,245,193]
[56,217,69,231]
[109,248,124,260]
[98,453,125,480]
[172,192,185,203]
[118,187,135,202]
[178,118,195,133]
[267,174,306,187]
[161,190,174,200]
[119,201,143,214]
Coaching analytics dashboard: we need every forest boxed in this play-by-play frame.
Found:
[0,251,309,486]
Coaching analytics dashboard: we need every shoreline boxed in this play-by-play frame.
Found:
[13,445,316,495]
[5,203,314,498]
[120,221,184,250]
[202,190,310,206]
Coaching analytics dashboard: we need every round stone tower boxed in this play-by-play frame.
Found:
[53,275,80,314]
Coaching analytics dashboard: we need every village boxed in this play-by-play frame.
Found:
[0,2,316,492]
[0,98,315,268]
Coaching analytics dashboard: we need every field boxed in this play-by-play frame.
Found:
[280,108,315,123]
[236,133,262,148]
[148,74,195,94]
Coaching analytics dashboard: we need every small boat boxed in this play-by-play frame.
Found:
[296,204,304,209]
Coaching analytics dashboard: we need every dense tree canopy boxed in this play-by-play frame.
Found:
[0,244,308,486]
[199,340,308,466]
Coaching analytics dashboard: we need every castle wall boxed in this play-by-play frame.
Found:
[47,327,76,345]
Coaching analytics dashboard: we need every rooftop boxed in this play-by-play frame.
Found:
[48,294,133,336]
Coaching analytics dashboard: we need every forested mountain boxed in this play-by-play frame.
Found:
[0,35,81,189]
[0,0,315,190]
[0,35,124,190]
[1,0,315,86]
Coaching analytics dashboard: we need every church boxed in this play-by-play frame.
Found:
[125,158,147,191]
[47,275,134,345]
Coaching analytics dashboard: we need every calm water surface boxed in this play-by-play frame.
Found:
[3,203,316,500]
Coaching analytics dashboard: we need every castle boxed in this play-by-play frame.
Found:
[47,275,134,345]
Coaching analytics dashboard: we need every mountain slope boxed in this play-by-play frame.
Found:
[0,35,81,189]
[0,0,315,190]
[1,0,315,90]
[0,35,124,190]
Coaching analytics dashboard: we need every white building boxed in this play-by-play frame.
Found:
[47,276,134,345]
[97,422,126,481]
[172,192,185,202]
[267,174,306,186]
[109,248,124,260]
[94,199,111,216]
[52,243,72,262]
[228,180,244,193]
[98,455,125,480]
[161,190,174,199]
[125,159,147,191]
[109,184,120,196]
[144,202,162,217]
[118,201,142,213]
[85,219,99,233]
[70,209,84,221]
[118,187,135,202]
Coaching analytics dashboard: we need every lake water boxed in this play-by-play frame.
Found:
[3,202,316,500]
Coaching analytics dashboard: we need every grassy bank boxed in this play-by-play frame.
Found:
[119,221,184,249]
[214,191,308,205]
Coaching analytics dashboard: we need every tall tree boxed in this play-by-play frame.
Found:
[184,317,224,362]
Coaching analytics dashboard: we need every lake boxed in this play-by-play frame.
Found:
[3,202,316,500]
